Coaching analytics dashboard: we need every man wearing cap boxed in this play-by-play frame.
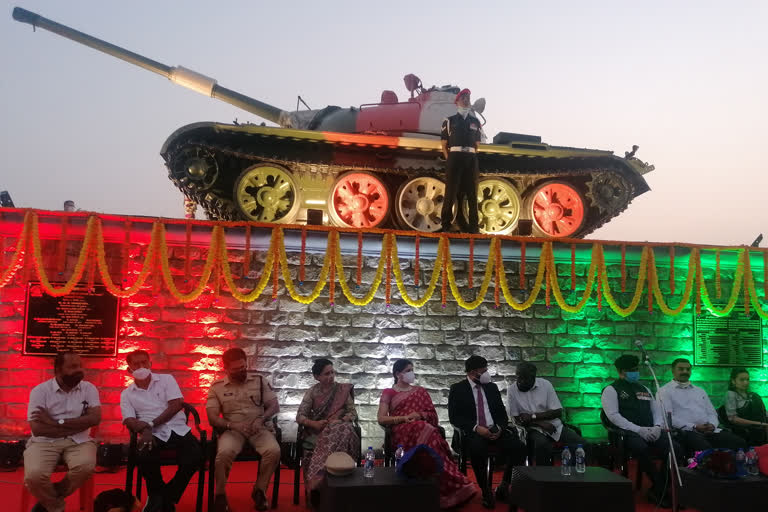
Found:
[440,88,481,234]
[448,356,526,509]
[602,354,679,508]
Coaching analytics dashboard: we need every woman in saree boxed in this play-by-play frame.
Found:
[724,367,768,446]
[378,359,478,509]
[296,359,360,502]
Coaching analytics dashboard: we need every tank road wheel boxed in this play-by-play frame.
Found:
[171,147,219,191]
[328,172,390,228]
[463,178,521,235]
[529,181,586,237]
[586,172,632,215]
[395,177,449,232]
[234,164,300,223]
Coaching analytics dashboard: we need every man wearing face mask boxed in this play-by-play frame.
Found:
[507,362,589,466]
[25,351,101,512]
[448,356,526,509]
[120,350,201,512]
[602,355,678,507]
[206,347,280,512]
[440,88,481,234]
[658,358,744,453]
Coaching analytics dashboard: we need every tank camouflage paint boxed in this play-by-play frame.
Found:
[13,7,654,237]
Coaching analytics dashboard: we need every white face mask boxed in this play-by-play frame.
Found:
[478,371,492,385]
[400,371,416,384]
[457,107,471,118]
[132,367,151,380]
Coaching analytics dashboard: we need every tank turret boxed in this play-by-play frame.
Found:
[13,7,654,237]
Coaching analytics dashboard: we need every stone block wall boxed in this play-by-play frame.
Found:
[0,236,766,451]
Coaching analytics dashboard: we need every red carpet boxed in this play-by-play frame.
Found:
[2,461,700,511]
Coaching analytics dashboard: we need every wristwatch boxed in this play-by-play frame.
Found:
[531,413,537,420]
[57,419,65,425]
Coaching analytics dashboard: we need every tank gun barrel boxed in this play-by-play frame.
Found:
[12,7,285,125]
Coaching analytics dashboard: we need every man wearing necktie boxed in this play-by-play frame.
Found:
[449,356,526,509]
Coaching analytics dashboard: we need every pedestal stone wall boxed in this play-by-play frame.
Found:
[0,239,766,451]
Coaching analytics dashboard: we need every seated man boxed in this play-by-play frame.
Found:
[120,350,201,512]
[25,351,101,512]
[506,361,590,466]
[448,356,526,509]
[658,358,745,453]
[94,489,140,512]
[207,348,281,512]
[602,355,680,508]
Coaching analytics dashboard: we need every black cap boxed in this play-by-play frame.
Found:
[465,355,488,373]
[614,354,639,371]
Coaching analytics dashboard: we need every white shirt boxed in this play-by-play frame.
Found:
[27,378,100,444]
[120,373,190,442]
[601,383,663,433]
[658,380,721,432]
[507,377,564,441]
[467,377,494,430]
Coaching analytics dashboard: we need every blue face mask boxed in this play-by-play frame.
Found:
[625,371,640,383]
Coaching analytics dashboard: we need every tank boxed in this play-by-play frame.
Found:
[13,7,654,237]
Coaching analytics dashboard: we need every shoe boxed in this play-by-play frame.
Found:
[213,495,229,512]
[481,488,496,509]
[494,481,510,503]
[142,495,164,512]
[251,488,268,511]
[30,503,48,512]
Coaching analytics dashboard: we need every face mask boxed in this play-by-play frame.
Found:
[625,371,640,383]
[476,371,492,385]
[401,371,416,384]
[61,371,84,388]
[230,370,248,383]
[132,367,151,381]
[457,107,471,118]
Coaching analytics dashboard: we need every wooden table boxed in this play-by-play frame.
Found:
[509,466,634,512]
[678,468,768,512]
[319,467,439,512]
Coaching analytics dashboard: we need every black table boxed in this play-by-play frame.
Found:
[319,467,439,512]
[678,468,768,512]
[509,466,634,512]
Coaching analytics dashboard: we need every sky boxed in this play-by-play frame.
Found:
[1,0,766,246]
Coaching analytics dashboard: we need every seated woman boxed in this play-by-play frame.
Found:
[296,359,360,500]
[378,359,477,509]
[724,367,768,446]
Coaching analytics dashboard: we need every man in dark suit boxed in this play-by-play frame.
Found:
[449,356,526,509]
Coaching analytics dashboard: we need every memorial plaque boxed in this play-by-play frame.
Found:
[23,282,119,356]
[694,312,763,367]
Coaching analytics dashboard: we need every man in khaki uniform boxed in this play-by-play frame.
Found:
[207,348,280,512]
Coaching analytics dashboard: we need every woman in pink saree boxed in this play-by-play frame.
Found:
[378,359,478,509]
[296,359,360,503]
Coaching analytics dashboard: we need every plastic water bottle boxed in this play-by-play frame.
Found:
[746,448,759,476]
[575,444,586,473]
[561,446,572,476]
[364,446,375,478]
[736,448,746,473]
[394,445,404,468]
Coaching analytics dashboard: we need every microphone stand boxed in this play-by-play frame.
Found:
[642,354,682,512]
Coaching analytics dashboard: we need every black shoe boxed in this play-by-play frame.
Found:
[481,489,496,509]
[495,481,510,503]
[30,503,48,512]
[251,488,268,511]
[142,495,164,512]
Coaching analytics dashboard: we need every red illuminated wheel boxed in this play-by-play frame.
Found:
[328,172,390,228]
[529,181,586,237]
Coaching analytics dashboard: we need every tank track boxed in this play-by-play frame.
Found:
[163,128,639,237]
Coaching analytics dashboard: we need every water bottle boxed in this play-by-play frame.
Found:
[394,445,404,468]
[561,446,572,476]
[746,448,759,476]
[364,446,375,478]
[735,448,746,473]
[575,444,586,473]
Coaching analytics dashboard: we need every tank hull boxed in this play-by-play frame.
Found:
[162,123,652,237]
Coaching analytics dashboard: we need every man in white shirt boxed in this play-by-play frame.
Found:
[120,350,201,512]
[507,362,589,466]
[658,358,745,454]
[24,351,101,512]
[601,354,680,508]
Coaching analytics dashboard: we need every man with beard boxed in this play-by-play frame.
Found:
[120,350,201,512]
[206,348,280,512]
[24,351,101,512]
[506,362,590,465]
